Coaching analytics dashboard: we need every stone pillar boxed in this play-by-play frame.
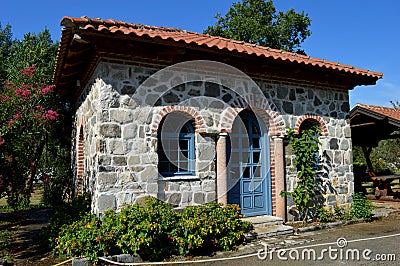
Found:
[274,137,286,220]
[216,132,228,205]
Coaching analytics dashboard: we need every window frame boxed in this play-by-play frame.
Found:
[157,117,195,177]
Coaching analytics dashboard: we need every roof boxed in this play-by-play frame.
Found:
[53,16,383,101]
[351,104,400,124]
[350,104,400,146]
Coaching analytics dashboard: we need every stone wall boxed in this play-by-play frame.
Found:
[73,60,353,216]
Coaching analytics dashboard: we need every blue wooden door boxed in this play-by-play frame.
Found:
[227,111,271,217]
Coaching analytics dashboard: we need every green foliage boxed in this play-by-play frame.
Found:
[173,202,250,255]
[281,127,320,221]
[316,207,335,223]
[353,138,400,176]
[0,23,12,84]
[0,24,69,209]
[40,137,73,208]
[350,193,374,222]
[101,197,179,261]
[333,206,351,221]
[53,197,250,262]
[317,206,351,223]
[42,193,91,249]
[204,0,311,53]
[55,214,102,263]
[0,229,13,250]
[0,66,61,209]
[5,29,58,84]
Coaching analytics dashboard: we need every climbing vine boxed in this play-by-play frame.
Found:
[281,127,320,222]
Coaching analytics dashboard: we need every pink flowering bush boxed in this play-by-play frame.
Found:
[0,66,60,209]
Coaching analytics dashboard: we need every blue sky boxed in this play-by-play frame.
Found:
[2,0,399,107]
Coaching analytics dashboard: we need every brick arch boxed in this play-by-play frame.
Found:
[294,114,328,136]
[151,105,206,133]
[221,95,286,136]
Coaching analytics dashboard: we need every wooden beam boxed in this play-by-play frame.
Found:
[350,121,376,128]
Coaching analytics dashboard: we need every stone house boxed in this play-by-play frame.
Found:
[53,16,382,220]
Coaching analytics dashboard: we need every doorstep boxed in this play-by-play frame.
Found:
[242,215,294,241]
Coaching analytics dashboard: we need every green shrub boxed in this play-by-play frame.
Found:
[173,202,250,255]
[0,229,13,250]
[317,207,336,223]
[101,197,179,261]
[333,206,351,221]
[50,197,250,262]
[350,193,374,222]
[42,192,91,248]
[317,206,351,223]
[55,213,103,263]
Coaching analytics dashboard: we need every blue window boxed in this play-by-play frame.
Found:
[158,113,195,176]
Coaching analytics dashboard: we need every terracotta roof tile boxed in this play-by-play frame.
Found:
[59,16,383,80]
[354,104,400,121]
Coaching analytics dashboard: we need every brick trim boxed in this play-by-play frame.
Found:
[76,126,85,195]
[151,105,207,133]
[294,114,328,136]
[221,107,286,137]
[228,95,286,136]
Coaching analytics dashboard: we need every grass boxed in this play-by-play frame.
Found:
[0,185,44,211]
[0,211,19,259]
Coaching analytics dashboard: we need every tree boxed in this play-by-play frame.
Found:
[5,29,58,84]
[0,23,12,84]
[0,66,60,209]
[0,25,73,208]
[204,0,311,54]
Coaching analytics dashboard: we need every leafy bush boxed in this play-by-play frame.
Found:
[0,229,12,250]
[317,206,351,223]
[173,202,250,255]
[55,213,102,263]
[42,192,91,248]
[350,193,374,222]
[333,206,351,221]
[101,197,179,261]
[52,197,250,262]
[317,207,336,223]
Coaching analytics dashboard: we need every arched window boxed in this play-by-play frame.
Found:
[299,119,320,170]
[157,113,195,176]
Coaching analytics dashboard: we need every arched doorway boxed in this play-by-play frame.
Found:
[227,110,271,217]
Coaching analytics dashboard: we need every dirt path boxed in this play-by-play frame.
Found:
[1,208,64,266]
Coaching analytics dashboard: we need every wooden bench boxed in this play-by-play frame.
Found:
[369,174,400,197]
